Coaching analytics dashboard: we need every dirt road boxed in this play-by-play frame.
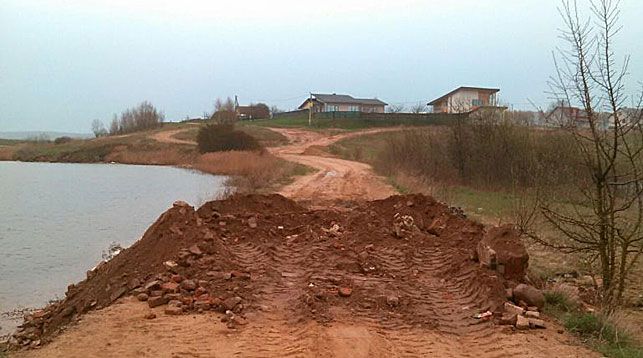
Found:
[150,128,197,146]
[269,128,399,203]
[11,127,598,358]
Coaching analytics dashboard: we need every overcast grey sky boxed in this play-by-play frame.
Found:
[1,0,642,132]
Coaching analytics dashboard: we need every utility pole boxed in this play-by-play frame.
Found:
[308,92,312,127]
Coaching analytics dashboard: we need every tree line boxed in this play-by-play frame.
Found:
[91,101,164,137]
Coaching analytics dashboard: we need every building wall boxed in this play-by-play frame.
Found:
[432,89,497,113]
[447,89,484,113]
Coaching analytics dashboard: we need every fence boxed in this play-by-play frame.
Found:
[273,110,465,122]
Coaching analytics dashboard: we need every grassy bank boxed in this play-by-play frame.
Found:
[0,122,306,193]
[544,292,642,358]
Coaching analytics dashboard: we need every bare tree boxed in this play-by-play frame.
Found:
[270,105,283,118]
[91,119,107,137]
[519,0,643,309]
[387,104,405,113]
[410,102,427,114]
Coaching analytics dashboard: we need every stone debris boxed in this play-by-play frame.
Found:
[513,284,545,310]
[393,213,416,238]
[515,315,530,330]
[501,284,547,331]
[386,295,400,307]
[528,318,546,329]
[525,311,540,318]
[338,287,353,297]
[247,217,258,229]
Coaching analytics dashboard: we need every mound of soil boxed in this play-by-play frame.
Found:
[11,194,527,348]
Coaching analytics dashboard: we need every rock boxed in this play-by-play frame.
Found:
[525,311,540,318]
[136,293,149,302]
[338,287,353,297]
[515,315,530,330]
[173,200,190,207]
[231,271,251,280]
[499,313,517,325]
[195,287,208,296]
[127,278,141,290]
[110,286,127,302]
[163,260,179,272]
[180,279,197,291]
[171,274,183,283]
[505,288,514,300]
[147,296,169,308]
[144,280,162,292]
[386,295,400,307]
[167,300,183,307]
[144,312,156,319]
[527,306,539,312]
[150,290,164,297]
[188,244,203,256]
[165,306,183,315]
[528,318,546,329]
[476,225,529,281]
[247,217,258,228]
[61,306,75,317]
[161,282,180,293]
[194,301,211,311]
[477,244,497,269]
[504,302,525,316]
[513,284,545,309]
[223,296,242,311]
[164,293,182,301]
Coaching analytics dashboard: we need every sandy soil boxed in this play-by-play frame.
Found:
[10,127,600,358]
[14,297,596,358]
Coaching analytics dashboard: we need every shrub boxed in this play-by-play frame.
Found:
[54,136,73,144]
[196,124,262,153]
[544,290,579,314]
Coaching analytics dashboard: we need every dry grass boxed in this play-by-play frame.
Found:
[194,151,308,192]
[0,146,17,160]
[104,146,195,165]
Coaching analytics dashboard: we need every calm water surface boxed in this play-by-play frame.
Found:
[0,161,228,335]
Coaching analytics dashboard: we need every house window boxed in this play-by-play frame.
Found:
[325,105,339,112]
[348,105,359,112]
[472,99,482,106]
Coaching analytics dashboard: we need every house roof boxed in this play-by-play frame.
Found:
[298,93,387,109]
[428,86,500,106]
[545,106,588,120]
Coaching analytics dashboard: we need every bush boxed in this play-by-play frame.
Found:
[196,124,262,153]
[544,290,579,314]
[54,136,73,144]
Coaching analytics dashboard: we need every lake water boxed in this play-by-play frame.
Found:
[0,161,228,336]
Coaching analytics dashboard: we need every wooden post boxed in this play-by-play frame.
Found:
[308,93,312,126]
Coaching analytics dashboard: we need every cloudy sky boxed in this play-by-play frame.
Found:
[1,0,642,132]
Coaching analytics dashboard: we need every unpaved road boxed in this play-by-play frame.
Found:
[150,128,197,146]
[11,127,598,358]
[270,128,399,203]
